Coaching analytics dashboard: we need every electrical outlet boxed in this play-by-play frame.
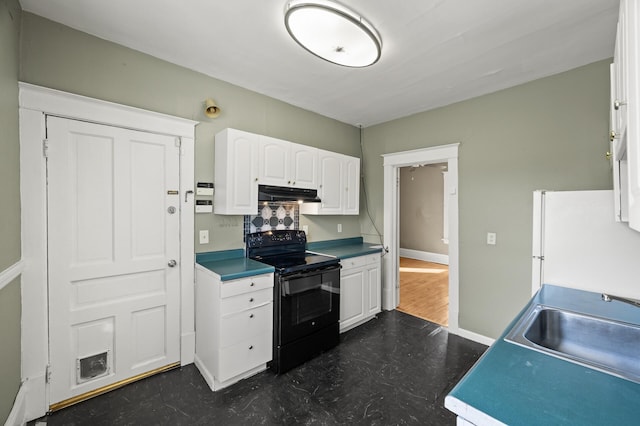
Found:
[487,232,496,245]
[337,224,342,233]
[199,230,209,244]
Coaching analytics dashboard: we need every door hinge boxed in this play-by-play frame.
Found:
[45,364,52,383]
[43,139,49,158]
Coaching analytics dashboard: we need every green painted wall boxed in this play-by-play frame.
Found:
[363,60,612,338]
[0,0,22,422]
[19,12,362,251]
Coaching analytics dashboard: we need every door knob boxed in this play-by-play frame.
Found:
[168,260,177,267]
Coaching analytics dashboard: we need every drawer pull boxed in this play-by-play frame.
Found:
[250,282,255,287]
[249,345,253,350]
[249,297,254,302]
[249,314,254,318]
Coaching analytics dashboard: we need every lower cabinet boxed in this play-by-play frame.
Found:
[194,267,273,390]
[339,253,381,333]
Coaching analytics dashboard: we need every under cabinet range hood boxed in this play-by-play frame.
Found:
[258,185,321,203]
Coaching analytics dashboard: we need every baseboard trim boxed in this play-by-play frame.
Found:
[399,248,449,265]
[5,381,27,426]
[0,260,23,291]
[454,327,495,347]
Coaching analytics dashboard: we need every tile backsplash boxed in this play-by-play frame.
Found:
[244,202,299,237]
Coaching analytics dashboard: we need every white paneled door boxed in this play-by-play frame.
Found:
[47,116,181,405]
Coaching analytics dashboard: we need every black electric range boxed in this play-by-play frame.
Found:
[246,230,339,274]
[246,230,341,373]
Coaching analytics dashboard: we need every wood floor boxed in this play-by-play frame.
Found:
[396,257,449,326]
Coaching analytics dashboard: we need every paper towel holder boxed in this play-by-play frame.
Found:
[204,98,221,118]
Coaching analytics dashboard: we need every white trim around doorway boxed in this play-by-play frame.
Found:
[382,144,460,334]
[18,83,197,421]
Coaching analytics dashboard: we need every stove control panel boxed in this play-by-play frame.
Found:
[246,229,307,249]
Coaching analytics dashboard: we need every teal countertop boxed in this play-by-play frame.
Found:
[307,237,384,259]
[195,237,382,281]
[195,250,274,281]
[446,284,640,425]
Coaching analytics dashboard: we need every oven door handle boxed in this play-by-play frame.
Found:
[282,282,322,297]
[279,264,341,281]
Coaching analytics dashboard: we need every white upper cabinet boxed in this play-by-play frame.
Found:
[258,136,290,186]
[214,128,258,215]
[343,154,360,215]
[258,136,318,189]
[316,151,343,214]
[301,149,360,215]
[291,143,318,189]
[612,0,640,232]
[215,128,358,216]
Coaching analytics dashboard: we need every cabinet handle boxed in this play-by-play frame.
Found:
[614,99,626,110]
[250,282,255,287]
[610,130,617,141]
[254,178,258,182]
[249,345,254,350]
[250,313,254,318]
[606,151,612,160]
[249,297,254,302]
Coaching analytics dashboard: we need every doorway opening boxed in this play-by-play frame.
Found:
[382,144,459,333]
[396,163,449,326]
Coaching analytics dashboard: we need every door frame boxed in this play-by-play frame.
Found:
[19,83,197,419]
[382,143,459,334]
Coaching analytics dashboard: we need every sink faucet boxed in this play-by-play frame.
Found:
[602,293,640,308]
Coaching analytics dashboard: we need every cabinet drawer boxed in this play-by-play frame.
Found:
[219,274,273,298]
[341,256,366,270]
[217,331,272,382]
[219,303,272,348]
[341,253,380,270]
[220,288,272,316]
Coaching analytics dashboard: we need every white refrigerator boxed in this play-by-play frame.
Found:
[532,189,640,300]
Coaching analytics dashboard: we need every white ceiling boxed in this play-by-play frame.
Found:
[19,0,619,127]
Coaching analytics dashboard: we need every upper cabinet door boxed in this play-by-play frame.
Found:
[214,129,258,215]
[317,151,343,214]
[343,155,360,215]
[290,143,318,189]
[258,136,290,186]
[300,150,360,215]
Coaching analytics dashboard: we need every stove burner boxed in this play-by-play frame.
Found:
[246,230,339,274]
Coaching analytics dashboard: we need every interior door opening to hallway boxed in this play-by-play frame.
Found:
[382,144,459,334]
[396,164,449,326]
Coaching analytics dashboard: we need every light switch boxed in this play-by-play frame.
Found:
[487,232,496,245]
[199,230,209,244]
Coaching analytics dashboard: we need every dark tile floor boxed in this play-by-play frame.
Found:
[33,310,487,426]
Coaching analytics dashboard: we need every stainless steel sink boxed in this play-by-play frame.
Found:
[504,304,640,384]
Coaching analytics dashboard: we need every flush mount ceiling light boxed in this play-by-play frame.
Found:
[284,0,382,67]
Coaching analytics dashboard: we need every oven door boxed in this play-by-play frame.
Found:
[277,265,340,346]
